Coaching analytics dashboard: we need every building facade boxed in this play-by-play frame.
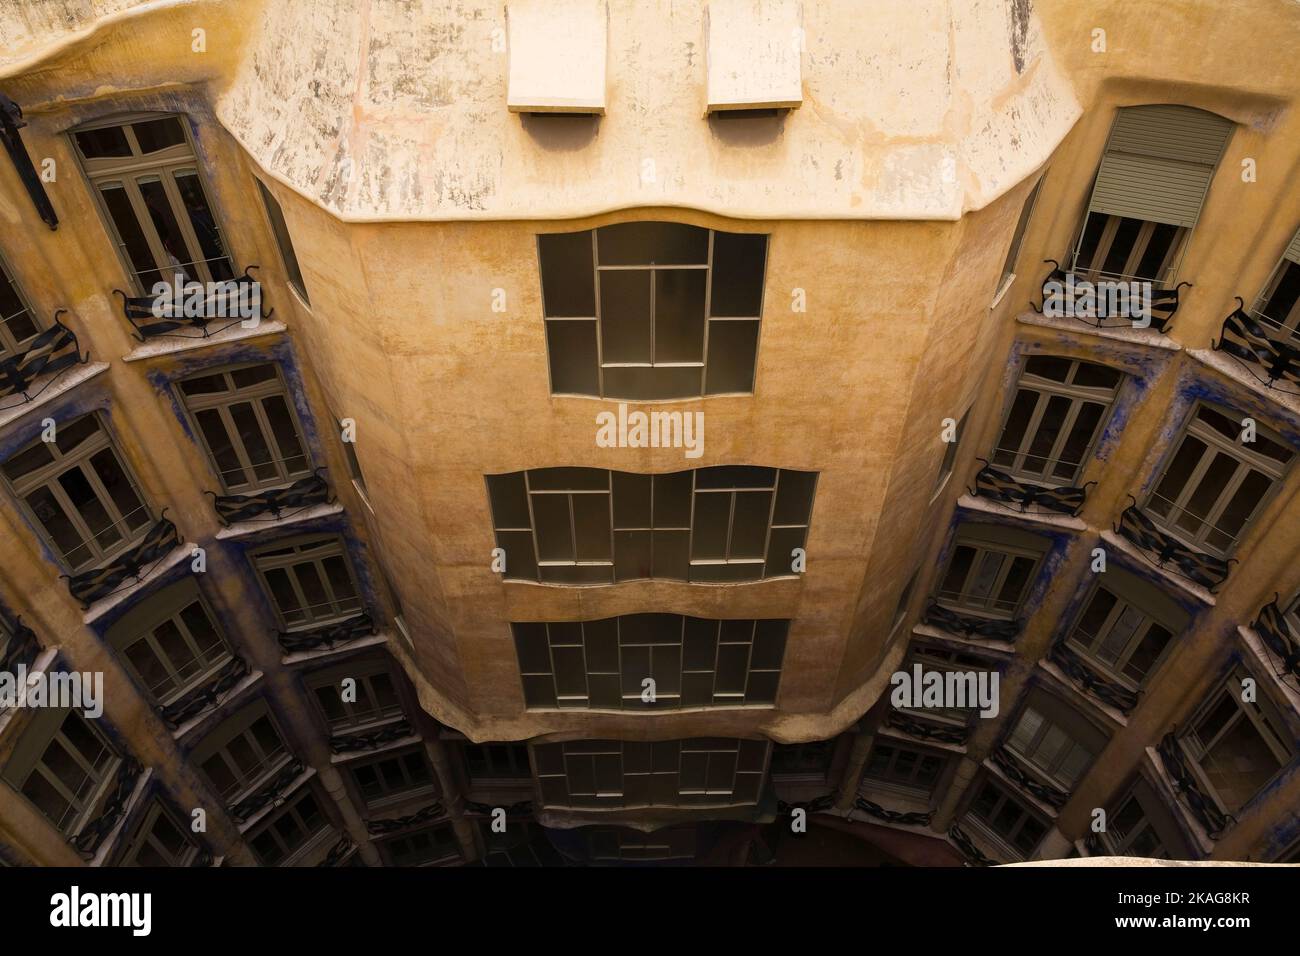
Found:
[0,0,1296,867]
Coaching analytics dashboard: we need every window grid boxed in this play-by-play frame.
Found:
[992,357,1123,486]
[936,537,1042,620]
[514,615,786,711]
[898,644,990,724]
[967,777,1048,858]
[177,363,310,493]
[862,740,947,797]
[73,114,234,291]
[488,466,815,585]
[0,253,42,361]
[383,823,460,866]
[463,742,532,781]
[248,787,327,865]
[116,592,231,706]
[534,738,770,810]
[251,536,363,630]
[348,747,436,806]
[12,711,120,836]
[1005,705,1095,791]
[197,709,290,804]
[1103,783,1171,859]
[1145,404,1292,556]
[121,801,199,866]
[1066,582,1174,690]
[2,414,153,572]
[1251,255,1300,341]
[256,179,309,303]
[1072,214,1187,285]
[310,666,403,733]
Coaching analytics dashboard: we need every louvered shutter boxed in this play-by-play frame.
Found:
[1284,226,1300,265]
[1085,105,1234,228]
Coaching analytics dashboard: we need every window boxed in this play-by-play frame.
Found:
[338,420,367,495]
[1178,670,1293,815]
[309,661,403,733]
[73,113,233,290]
[463,742,531,782]
[1250,226,1300,342]
[381,823,460,866]
[966,776,1049,859]
[1071,105,1232,285]
[992,356,1124,485]
[1145,404,1293,556]
[892,570,919,631]
[862,740,948,798]
[933,409,970,495]
[996,175,1044,294]
[538,222,767,399]
[897,644,992,725]
[1065,568,1188,689]
[487,465,816,584]
[2,414,152,572]
[934,524,1047,620]
[514,614,786,710]
[106,578,232,706]
[534,738,770,810]
[177,363,309,494]
[0,252,42,362]
[1101,778,1191,859]
[1005,693,1106,791]
[119,800,200,866]
[587,826,697,862]
[1,708,121,837]
[347,746,436,806]
[193,704,290,805]
[478,820,564,867]
[256,179,309,304]
[251,536,363,629]
[247,786,329,865]
[769,740,835,779]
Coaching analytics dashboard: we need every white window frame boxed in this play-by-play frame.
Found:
[250,535,364,631]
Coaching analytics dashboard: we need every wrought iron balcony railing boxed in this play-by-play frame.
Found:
[922,601,1022,642]
[113,265,274,342]
[1156,732,1231,839]
[1251,596,1300,693]
[1031,260,1188,334]
[72,759,142,857]
[63,513,182,609]
[329,717,414,755]
[317,834,354,867]
[207,469,332,526]
[0,311,89,410]
[277,612,375,655]
[948,822,999,866]
[1113,498,1233,592]
[1048,640,1140,715]
[853,796,933,828]
[230,758,306,823]
[366,800,447,837]
[1211,298,1300,396]
[886,709,971,745]
[0,617,39,676]
[158,656,251,730]
[969,460,1093,517]
[991,746,1068,810]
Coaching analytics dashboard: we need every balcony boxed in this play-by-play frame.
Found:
[885,709,971,745]
[365,799,448,837]
[158,656,252,730]
[1047,640,1140,715]
[1251,597,1300,693]
[208,470,332,526]
[230,758,307,824]
[990,746,1068,811]
[1156,733,1230,839]
[329,717,414,755]
[0,617,38,674]
[72,759,143,858]
[922,601,1021,642]
[277,612,375,655]
[969,461,1092,517]
[63,514,182,609]
[0,311,89,411]
[852,796,934,828]
[1033,260,1188,334]
[1113,499,1233,592]
[113,266,273,342]
[1211,298,1300,397]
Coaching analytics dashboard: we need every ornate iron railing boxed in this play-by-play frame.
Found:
[0,311,89,410]
[1211,298,1300,396]
[229,758,306,823]
[329,718,413,755]
[464,800,535,819]
[885,709,971,744]
[1252,596,1300,692]
[853,796,933,827]
[1113,498,1234,592]
[112,266,273,342]
[990,746,1068,810]
[0,93,58,229]
[316,834,354,867]
[366,801,447,836]
[775,793,837,817]
[1032,260,1188,334]
[1156,732,1230,839]
[207,469,331,526]
[158,656,251,729]
[0,616,39,676]
[277,612,375,654]
[1048,640,1140,715]
[969,460,1092,517]
[923,601,1021,642]
[63,513,182,609]
[72,759,142,857]
[948,822,999,867]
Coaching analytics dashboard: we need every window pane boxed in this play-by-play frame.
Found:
[25,486,88,567]
[89,449,147,531]
[76,126,133,158]
[703,319,759,394]
[538,231,595,316]
[654,269,706,362]
[1135,223,1179,282]
[545,320,599,394]
[58,467,120,550]
[487,473,530,528]
[263,395,308,476]
[257,180,308,303]
[138,177,197,281]
[1101,217,1142,278]
[174,170,234,280]
[132,118,186,153]
[1150,435,1206,518]
[1201,715,1284,812]
[572,493,612,561]
[99,183,163,288]
[228,403,279,482]
[196,409,247,487]
[597,222,708,266]
[532,494,574,561]
[598,270,652,364]
[710,232,766,316]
